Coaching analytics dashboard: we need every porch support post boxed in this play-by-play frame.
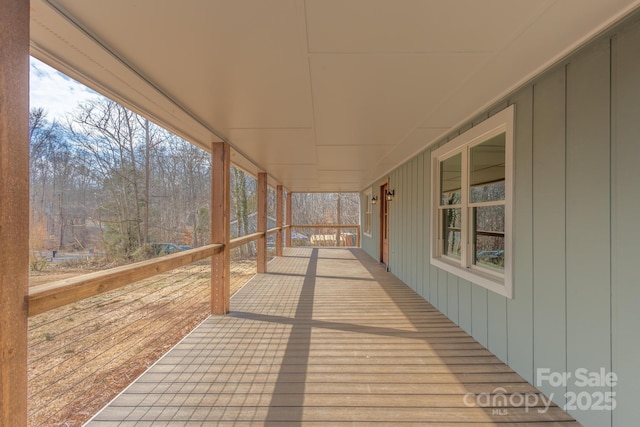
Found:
[336,193,342,246]
[0,0,29,424]
[257,172,267,273]
[276,185,283,256]
[286,192,293,247]
[211,142,230,314]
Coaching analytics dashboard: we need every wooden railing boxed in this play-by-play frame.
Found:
[228,232,263,249]
[27,225,284,317]
[290,224,361,247]
[27,224,360,317]
[28,244,224,317]
[26,229,279,318]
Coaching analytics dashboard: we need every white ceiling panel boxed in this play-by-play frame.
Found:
[310,53,488,147]
[317,146,395,172]
[227,129,316,166]
[266,164,318,183]
[29,0,640,192]
[378,127,451,168]
[306,0,554,53]
[317,170,369,189]
[41,0,313,131]
[29,1,224,149]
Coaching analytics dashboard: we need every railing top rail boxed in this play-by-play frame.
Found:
[290,224,361,229]
[229,232,264,249]
[28,244,223,317]
[28,223,361,317]
[229,227,286,244]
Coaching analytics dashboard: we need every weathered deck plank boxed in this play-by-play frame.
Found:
[88,248,577,426]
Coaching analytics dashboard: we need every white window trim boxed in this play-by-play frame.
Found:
[430,105,514,298]
[363,187,373,237]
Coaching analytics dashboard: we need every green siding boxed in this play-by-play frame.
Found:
[507,86,534,383]
[612,22,640,427]
[412,157,419,291]
[429,264,438,308]
[487,292,507,363]
[447,272,459,324]
[532,66,568,406]
[471,286,488,347]
[457,279,472,334]
[359,12,640,426]
[407,159,412,287]
[403,161,411,287]
[565,39,612,427]
[437,268,448,315]
[421,152,431,299]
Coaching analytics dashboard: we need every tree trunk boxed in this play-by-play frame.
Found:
[144,119,150,244]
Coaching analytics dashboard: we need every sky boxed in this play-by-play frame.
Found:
[29,56,101,122]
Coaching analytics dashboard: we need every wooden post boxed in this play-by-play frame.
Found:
[211,142,230,314]
[336,192,342,246]
[286,192,293,247]
[276,185,283,256]
[0,0,29,424]
[257,172,267,273]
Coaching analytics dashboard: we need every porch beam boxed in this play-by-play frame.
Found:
[0,0,29,424]
[257,172,267,273]
[211,142,231,314]
[276,185,283,256]
[286,191,293,247]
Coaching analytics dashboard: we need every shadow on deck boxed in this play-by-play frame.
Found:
[88,247,577,426]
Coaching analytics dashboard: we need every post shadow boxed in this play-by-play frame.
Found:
[264,248,318,424]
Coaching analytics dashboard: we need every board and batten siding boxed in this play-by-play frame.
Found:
[360,13,640,427]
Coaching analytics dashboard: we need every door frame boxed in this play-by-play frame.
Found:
[379,179,389,268]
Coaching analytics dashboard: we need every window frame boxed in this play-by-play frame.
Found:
[430,106,514,298]
[363,187,373,236]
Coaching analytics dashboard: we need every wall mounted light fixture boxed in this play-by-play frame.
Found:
[386,189,395,201]
[371,195,378,205]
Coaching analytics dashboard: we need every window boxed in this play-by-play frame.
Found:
[431,106,514,298]
[363,188,373,236]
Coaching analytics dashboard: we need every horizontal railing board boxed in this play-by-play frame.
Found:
[229,232,264,249]
[27,224,361,317]
[28,244,223,317]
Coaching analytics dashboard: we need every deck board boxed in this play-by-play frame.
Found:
[88,248,577,426]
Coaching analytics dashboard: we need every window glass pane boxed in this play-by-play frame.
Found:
[442,208,462,260]
[470,133,505,203]
[440,153,462,205]
[473,205,505,271]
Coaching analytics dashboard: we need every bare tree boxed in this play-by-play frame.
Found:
[291,193,360,246]
[68,99,148,258]
[29,107,103,252]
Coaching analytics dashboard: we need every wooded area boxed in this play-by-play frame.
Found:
[29,100,211,259]
[29,98,360,263]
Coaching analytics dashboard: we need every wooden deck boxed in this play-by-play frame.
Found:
[88,248,577,426]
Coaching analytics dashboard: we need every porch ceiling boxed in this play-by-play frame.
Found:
[30,0,640,192]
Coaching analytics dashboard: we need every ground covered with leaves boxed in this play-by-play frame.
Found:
[28,259,256,427]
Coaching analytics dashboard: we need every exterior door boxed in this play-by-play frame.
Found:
[380,181,389,267]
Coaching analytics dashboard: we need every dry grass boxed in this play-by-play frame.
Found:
[27,259,256,427]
